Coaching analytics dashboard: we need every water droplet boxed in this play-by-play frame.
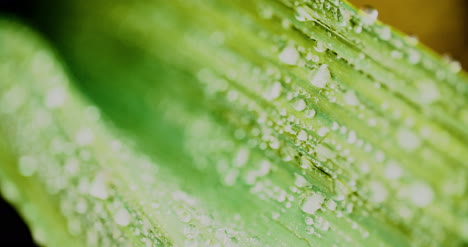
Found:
[409,182,434,207]
[407,49,421,64]
[18,155,37,177]
[279,45,300,65]
[294,99,307,111]
[384,161,403,180]
[89,173,109,200]
[361,6,378,25]
[269,137,280,149]
[347,131,357,144]
[369,181,387,203]
[272,212,280,220]
[325,200,337,211]
[309,64,331,88]
[297,130,308,141]
[264,82,283,101]
[354,25,362,33]
[443,55,462,73]
[114,208,131,226]
[316,144,335,161]
[45,87,67,109]
[301,192,325,214]
[295,6,313,21]
[377,26,391,40]
[397,128,421,151]
[295,174,310,188]
[416,80,440,104]
[1,180,20,202]
[75,127,94,146]
[305,216,314,225]
[391,50,403,59]
[406,34,419,45]
[184,224,199,239]
[317,127,329,137]
[343,91,359,106]
[305,226,315,234]
[305,109,316,118]
[224,169,239,186]
[260,7,274,19]
[234,148,249,167]
[1,86,26,114]
[257,160,271,176]
[306,53,320,62]
[300,156,313,169]
[314,41,327,53]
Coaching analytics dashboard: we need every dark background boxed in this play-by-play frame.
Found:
[0,2,39,247]
[0,196,37,246]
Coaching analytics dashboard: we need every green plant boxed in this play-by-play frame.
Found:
[1,0,467,246]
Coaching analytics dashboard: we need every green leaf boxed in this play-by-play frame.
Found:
[1,0,468,246]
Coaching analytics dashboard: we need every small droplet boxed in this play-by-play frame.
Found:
[279,45,300,65]
[361,6,378,25]
[234,148,249,167]
[397,128,421,151]
[347,131,357,144]
[295,6,313,21]
[406,34,419,46]
[114,208,131,226]
[295,174,310,188]
[75,127,94,146]
[294,99,307,111]
[309,64,331,88]
[409,182,434,207]
[305,216,314,225]
[325,200,337,211]
[354,25,363,34]
[343,91,359,106]
[45,87,67,109]
[264,82,283,101]
[269,137,280,149]
[369,181,387,203]
[301,192,325,214]
[407,49,421,64]
[384,161,403,180]
[184,224,199,239]
[306,53,320,62]
[317,127,329,137]
[314,41,327,53]
[89,173,109,200]
[297,130,308,141]
[391,50,403,59]
[416,80,440,104]
[305,109,316,118]
[224,169,239,186]
[305,226,315,234]
[377,26,391,40]
[18,156,37,177]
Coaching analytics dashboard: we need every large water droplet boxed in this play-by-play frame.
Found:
[301,192,325,214]
[294,99,307,111]
[361,6,378,25]
[45,87,67,109]
[309,64,331,88]
[114,208,131,226]
[295,6,313,21]
[397,128,421,151]
[409,182,434,207]
[279,45,300,65]
[264,82,283,101]
[89,173,109,200]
